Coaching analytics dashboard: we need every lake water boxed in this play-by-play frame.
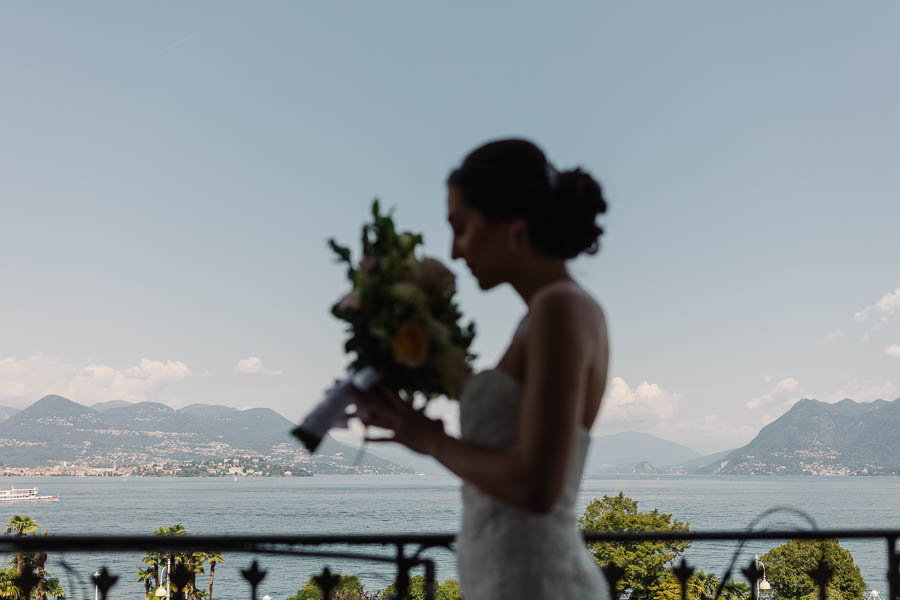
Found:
[2,475,898,598]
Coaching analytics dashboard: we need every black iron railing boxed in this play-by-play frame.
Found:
[1,529,898,600]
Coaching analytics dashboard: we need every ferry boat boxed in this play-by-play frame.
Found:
[0,486,59,503]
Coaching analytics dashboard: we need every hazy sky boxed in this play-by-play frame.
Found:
[2,3,898,453]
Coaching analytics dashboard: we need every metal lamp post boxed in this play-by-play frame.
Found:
[93,571,100,600]
[754,554,772,597]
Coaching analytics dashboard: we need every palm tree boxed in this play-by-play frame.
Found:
[203,553,224,600]
[186,553,200,600]
[693,571,720,600]
[722,579,751,600]
[137,567,156,600]
[4,516,40,577]
[141,551,163,591]
[32,551,47,600]
[153,525,188,598]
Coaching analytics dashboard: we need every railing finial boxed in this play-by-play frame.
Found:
[91,567,119,600]
[313,567,340,600]
[672,558,696,600]
[807,556,834,600]
[602,561,626,600]
[240,560,267,600]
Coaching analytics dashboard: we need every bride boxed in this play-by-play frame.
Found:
[354,138,610,599]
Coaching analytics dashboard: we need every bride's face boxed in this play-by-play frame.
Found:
[447,186,517,290]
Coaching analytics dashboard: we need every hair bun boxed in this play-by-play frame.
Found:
[532,167,607,259]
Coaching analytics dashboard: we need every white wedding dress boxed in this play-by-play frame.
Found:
[456,368,610,599]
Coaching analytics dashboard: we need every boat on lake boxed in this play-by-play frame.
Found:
[0,486,59,503]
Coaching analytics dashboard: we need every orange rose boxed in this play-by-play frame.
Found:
[392,319,429,367]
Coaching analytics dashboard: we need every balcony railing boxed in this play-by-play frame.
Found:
[2,528,898,600]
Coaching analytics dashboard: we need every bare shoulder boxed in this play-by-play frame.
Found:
[527,280,607,361]
[530,280,606,328]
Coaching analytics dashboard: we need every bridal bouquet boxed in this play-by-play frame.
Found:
[292,200,476,451]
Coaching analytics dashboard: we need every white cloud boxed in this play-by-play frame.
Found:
[885,344,900,358]
[854,286,900,341]
[235,356,282,375]
[0,354,81,402]
[0,355,191,406]
[746,377,804,410]
[821,328,843,344]
[598,377,681,429]
[855,286,900,322]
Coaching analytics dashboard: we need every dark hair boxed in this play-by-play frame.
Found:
[447,138,607,259]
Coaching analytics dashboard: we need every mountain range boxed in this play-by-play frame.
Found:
[3,395,899,475]
[359,430,706,476]
[703,398,900,475]
[0,395,408,474]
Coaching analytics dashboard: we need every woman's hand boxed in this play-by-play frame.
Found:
[350,384,447,456]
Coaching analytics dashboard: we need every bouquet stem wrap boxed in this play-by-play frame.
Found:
[291,367,380,452]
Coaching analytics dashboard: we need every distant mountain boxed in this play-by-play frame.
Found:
[677,448,733,471]
[364,430,704,477]
[92,400,133,411]
[584,431,700,475]
[0,395,411,474]
[363,431,706,477]
[705,398,900,475]
[0,405,19,422]
[363,442,451,476]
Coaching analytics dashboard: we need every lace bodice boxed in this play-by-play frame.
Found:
[456,369,608,599]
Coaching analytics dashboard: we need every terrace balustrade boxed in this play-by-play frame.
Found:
[2,528,898,600]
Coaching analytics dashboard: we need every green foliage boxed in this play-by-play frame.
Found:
[0,568,63,600]
[579,492,691,600]
[720,578,751,600]
[379,575,462,600]
[760,539,865,600]
[0,568,18,600]
[38,575,65,599]
[1,517,65,599]
[647,574,706,600]
[643,570,750,600]
[797,589,844,600]
[287,573,366,600]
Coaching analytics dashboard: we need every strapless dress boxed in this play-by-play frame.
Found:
[456,369,609,599]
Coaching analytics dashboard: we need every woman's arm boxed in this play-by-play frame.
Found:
[358,286,601,513]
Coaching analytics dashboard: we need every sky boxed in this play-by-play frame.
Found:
[1,2,898,454]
